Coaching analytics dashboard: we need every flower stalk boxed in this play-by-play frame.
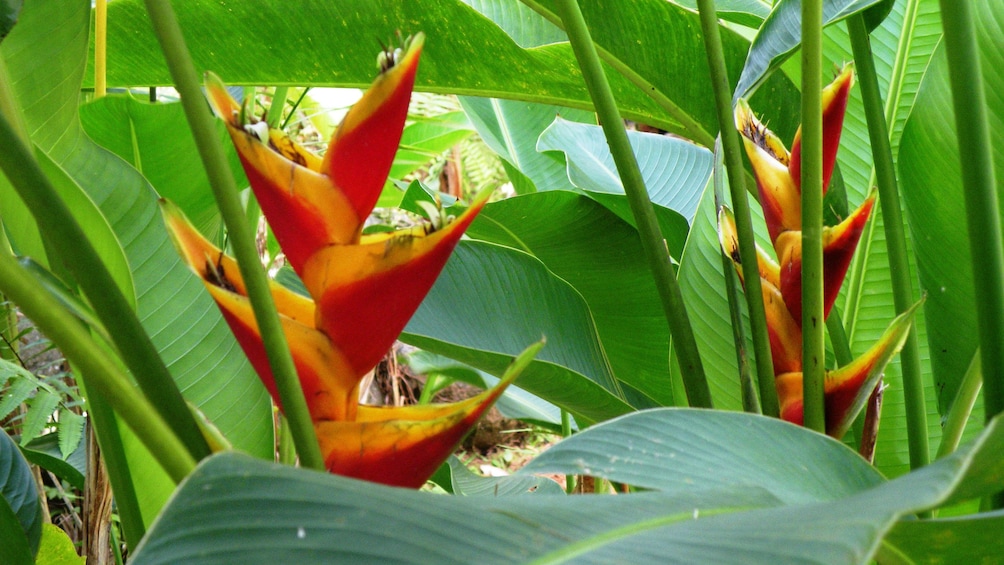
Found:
[800,0,826,434]
[141,0,324,469]
[847,13,929,469]
[696,0,778,416]
[553,0,712,408]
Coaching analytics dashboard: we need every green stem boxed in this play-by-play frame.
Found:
[800,0,825,434]
[936,0,1004,429]
[0,253,196,482]
[697,0,778,417]
[0,114,211,461]
[561,410,574,493]
[937,351,981,459]
[825,307,853,366]
[847,14,929,470]
[141,0,325,470]
[553,0,712,408]
[266,86,289,129]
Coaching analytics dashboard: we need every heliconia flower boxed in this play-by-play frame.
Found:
[718,65,918,438]
[719,205,917,437]
[774,301,919,437]
[162,33,522,487]
[773,194,875,325]
[733,65,855,244]
[719,208,802,375]
[734,65,869,326]
[204,34,425,274]
[315,341,542,488]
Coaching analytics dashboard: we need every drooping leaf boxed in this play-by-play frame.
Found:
[0,429,41,560]
[19,433,85,491]
[92,0,801,150]
[130,411,1004,564]
[458,96,593,194]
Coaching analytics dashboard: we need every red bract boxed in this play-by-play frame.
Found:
[164,34,527,487]
[720,66,917,438]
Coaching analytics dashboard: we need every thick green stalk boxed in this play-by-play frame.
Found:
[697,0,778,417]
[0,114,211,461]
[847,14,929,470]
[266,86,289,128]
[0,253,196,482]
[561,410,574,493]
[141,0,325,470]
[936,0,1004,428]
[553,0,712,408]
[800,0,825,434]
[938,2,1004,509]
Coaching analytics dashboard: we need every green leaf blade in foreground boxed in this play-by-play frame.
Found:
[0,430,41,560]
[131,412,1004,564]
[520,408,882,504]
[402,240,633,423]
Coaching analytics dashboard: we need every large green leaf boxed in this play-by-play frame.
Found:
[520,409,883,504]
[734,0,890,98]
[537,117,711,224]
[466,191,683,407]
[403,239,634,423]
[78,95,248,240]
[1,0,273,525]
[899,2,1003,448]
[130,411,1004,564]
[0,429,40,561]
[459,96,593,194]
[93,0,801,149]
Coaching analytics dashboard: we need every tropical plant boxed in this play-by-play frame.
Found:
[0,0,1002,563]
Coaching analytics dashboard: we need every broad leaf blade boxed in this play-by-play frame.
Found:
[130,412,1004,564]
[537,117,711,223]
[403,240,634,423]
[521,408,883,504]
[0,429,41,559]
[898,2,1003,443]
[466,192,685,407]
[2,0,274,525]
